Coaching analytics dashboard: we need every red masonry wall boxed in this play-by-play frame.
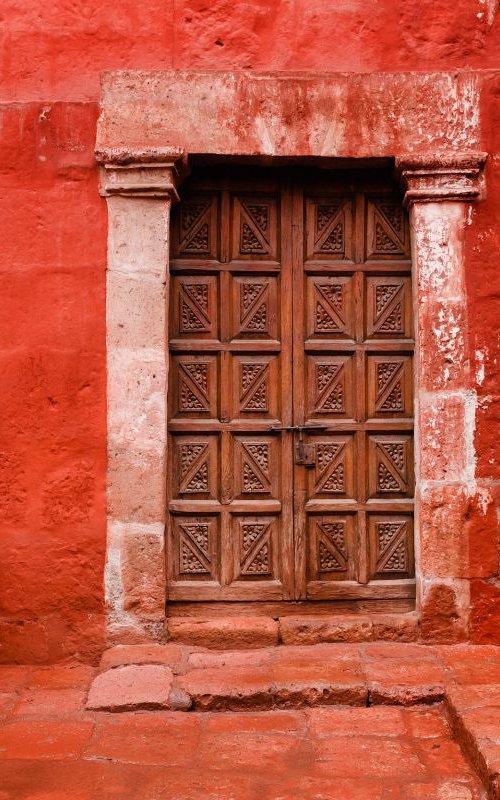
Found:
[1,0,500,663]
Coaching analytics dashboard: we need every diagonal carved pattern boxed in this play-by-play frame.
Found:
[376,361,404,412]
[314,203,344,254]
[239,201,271,255]
[315,442,345,494]
[239,281,269,333]
[376,441,407,493]
[179,201,212,255]
[314,282,346,333]
[240,521,272,575]
[179,442,210,493]
[179,280,211,333]
[376,521,408,573]
[241,442,270,494]
[178,362,209,412]
[373,282,405,334]
[240,362,269,412]
[316,520,348,572]
[315,363,345,413]
[179,523,211,574]
[371,201,408,257]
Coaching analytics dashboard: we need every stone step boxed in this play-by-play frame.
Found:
[82,641,500,797]
[86,640,451,713]
[166,612,419,649]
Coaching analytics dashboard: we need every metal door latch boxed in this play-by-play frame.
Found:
[269,424,325,467]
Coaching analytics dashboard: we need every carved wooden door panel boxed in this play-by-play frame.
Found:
[168,171,294,601]
[167,168,415,607]
[292,181,415,602]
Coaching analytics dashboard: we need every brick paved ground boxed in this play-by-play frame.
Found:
[0,642,499,799]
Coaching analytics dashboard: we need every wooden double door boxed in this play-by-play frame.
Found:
[167,166,415,610]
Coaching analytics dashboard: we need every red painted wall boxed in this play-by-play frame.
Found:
[1,0,500,662]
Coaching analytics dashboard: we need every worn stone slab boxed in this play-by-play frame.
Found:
[167,616,279,649]
[99,643,186,672]
[86,664,173,711]
[280,615,373,645]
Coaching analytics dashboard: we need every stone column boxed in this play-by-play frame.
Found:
[397,152,487,642]
[98,148,188,643]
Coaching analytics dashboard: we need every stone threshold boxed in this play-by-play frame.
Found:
[165,611,419,649]
[86,642,500,797]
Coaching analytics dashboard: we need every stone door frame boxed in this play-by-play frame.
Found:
[96,72,486,644]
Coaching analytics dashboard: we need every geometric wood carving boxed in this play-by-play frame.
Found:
[231,196,278,260]
[180,522,210,573]
[317,520,348,572]
[366,276,412,339]
[233,436,278,500]
[241,442,270,494]
[240,520,272,575]
[232,355,278,420]
[367,356,413,418]
[171,516,218,583]
[173,195,218,259]
[308,276,354,338]
[368,435,413,498]
[305,198,353,261]
[315,363,344,413]
[368,515,414,579]
[173,436,217,499]
[171,275,217,340]
[306,355,354,421]
[308,515,356,582]
[315,443,345,494]
[366,198,410,260]
[232,277,278,340]
[179,362,209,412]
[232,516,278,582]
[309,436,354,499]
[240,362,269,412]
[171,355,218,419]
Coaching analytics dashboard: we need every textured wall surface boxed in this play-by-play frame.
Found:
[2,0,500,662]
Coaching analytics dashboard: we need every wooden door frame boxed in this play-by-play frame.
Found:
[96,71,486,645]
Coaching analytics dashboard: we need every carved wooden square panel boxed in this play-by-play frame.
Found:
[308,515,357,582]
[171,435,218,499]
[231,276,278,340]
[171,195,219,259]
[366,198,410,260]
[365,276,412,339]
[231,515,279,582]
[307,435,355,500]
[231,195,279,260]
[306,276,354,339]
[170,355,218,420]
[367,355,413,419]
[171,516,219,582]
[368,514,414,580]
[170,275,218,340]
[306,355,355,420]
[232,436,279,499]
[367,435,414,499]
[232,355,279,420]
[305,198,353,261]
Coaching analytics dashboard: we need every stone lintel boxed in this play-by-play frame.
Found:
[396,151,487,206]
[98,147,189,200]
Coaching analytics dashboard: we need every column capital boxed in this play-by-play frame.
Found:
[96,146,190,201]
[396,151,487,206]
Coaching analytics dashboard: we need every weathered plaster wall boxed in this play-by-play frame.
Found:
[1,0,500,662]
